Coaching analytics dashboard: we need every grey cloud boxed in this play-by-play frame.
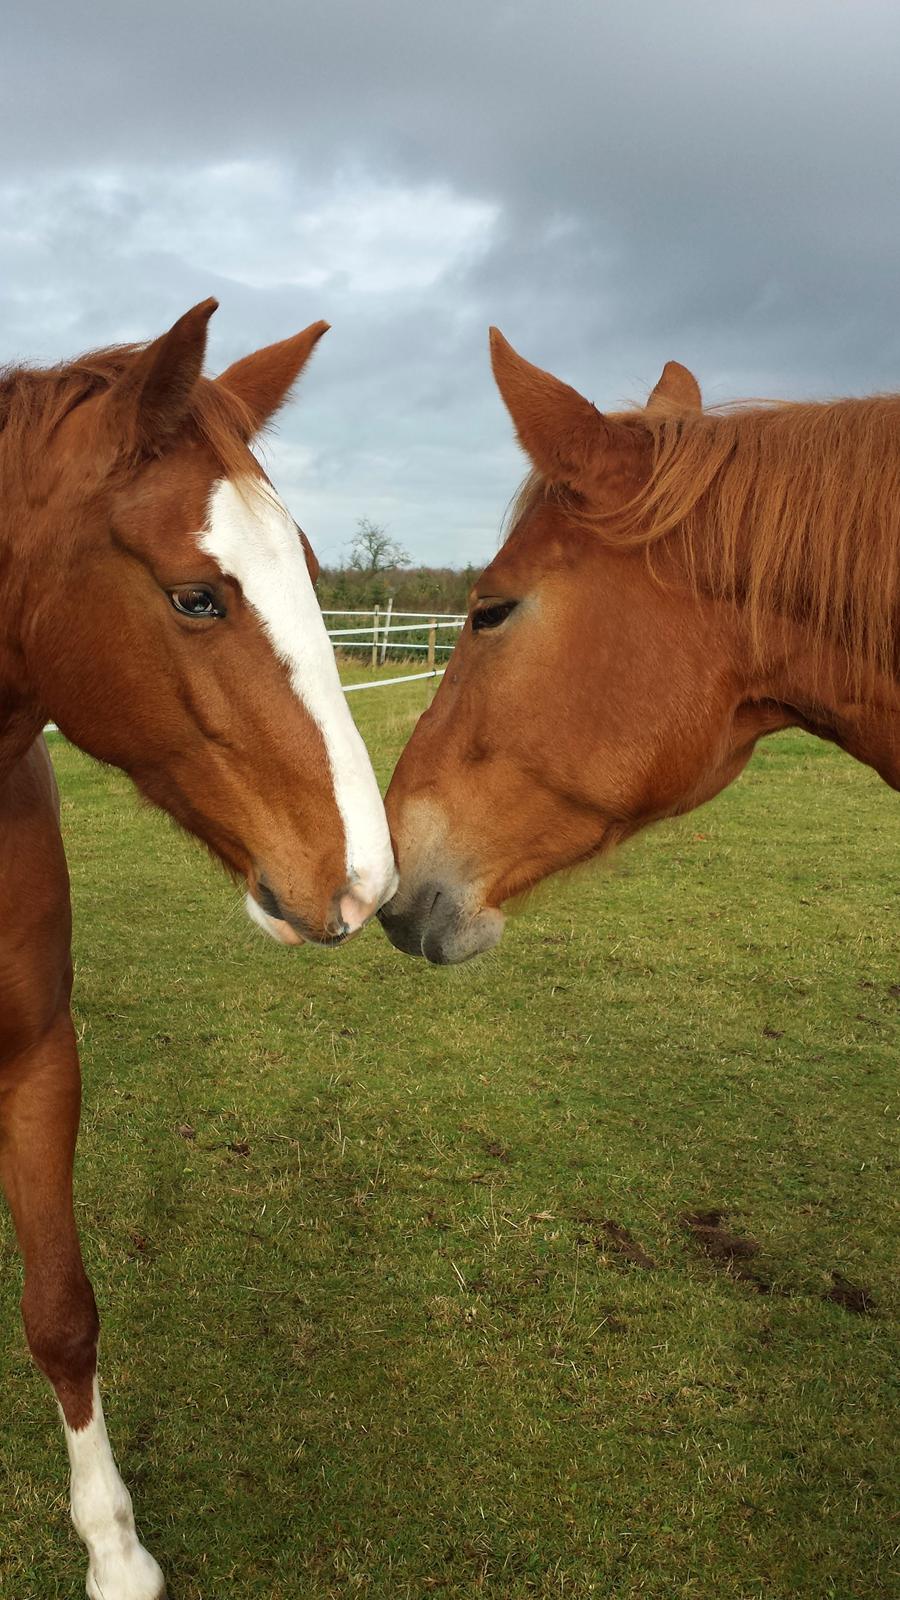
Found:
[3,1,900,562]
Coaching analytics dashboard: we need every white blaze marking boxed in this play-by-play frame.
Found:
[63,1378,165,1600]
[200,478,397,924]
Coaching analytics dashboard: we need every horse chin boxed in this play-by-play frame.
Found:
[422,905,505,965]
[244,892,306,946]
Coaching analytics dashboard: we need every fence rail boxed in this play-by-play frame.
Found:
[327,619,462,638]
[327,605,465,683]
[321,609,466,621]
[343,668,445,693]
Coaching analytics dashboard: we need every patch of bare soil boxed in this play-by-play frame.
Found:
[825,1272,877,1316]
[482,1139,510,1162]
[680,1209,772,1293]
[596,1219,657,1270]
[681,1213,879,1315]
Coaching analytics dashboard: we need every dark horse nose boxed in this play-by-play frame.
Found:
[377,881,446,960]
[379,877,505,964]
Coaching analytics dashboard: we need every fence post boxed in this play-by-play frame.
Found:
[427,618,436,672]
[379,597,393,665]
[371,605,380,669]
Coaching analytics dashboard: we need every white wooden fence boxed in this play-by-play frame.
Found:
[324,606,465,693]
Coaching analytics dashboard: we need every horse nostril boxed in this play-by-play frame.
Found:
[254,871,389,946]
[335,882,377,937]
[376,879,445,957]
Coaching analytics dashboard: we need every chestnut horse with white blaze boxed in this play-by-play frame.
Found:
[381,332,899,963]
[0,302,395,1599]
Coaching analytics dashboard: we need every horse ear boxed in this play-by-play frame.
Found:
[216,322,330,437]
[489,327,633,491]
[103,299,218,456]
[646,360,702,414]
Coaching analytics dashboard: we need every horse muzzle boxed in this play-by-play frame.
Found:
[248,864,398,948]
[377,878,504,964]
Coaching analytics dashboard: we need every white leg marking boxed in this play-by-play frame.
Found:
[200,478,398,920]
[63,1379,165,1600]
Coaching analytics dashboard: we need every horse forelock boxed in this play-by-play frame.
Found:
[0,343,256,485]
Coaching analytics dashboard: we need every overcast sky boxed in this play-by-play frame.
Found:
[4,1,900,566]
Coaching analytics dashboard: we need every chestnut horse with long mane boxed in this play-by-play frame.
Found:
[0,302,395,1598]
[381,333,899,962]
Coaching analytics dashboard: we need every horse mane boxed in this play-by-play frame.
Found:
[0,342,256,484]
[511,395,900,685]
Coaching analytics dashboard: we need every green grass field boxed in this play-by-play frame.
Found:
[1,674,897,1599]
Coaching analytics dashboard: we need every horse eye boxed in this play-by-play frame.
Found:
[169,586,223,620]
[472,600,517,634]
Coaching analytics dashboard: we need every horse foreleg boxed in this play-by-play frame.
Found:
[0,1010,166,1600]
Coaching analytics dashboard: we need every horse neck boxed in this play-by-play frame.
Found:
[747,619,900,791]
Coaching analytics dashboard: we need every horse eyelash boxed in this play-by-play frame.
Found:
[472,600,517,633]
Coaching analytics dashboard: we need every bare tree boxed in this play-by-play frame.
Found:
[347,517,409,574]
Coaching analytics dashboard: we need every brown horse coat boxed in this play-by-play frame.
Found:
[381,335,899,962]
[0,303,395,1599]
